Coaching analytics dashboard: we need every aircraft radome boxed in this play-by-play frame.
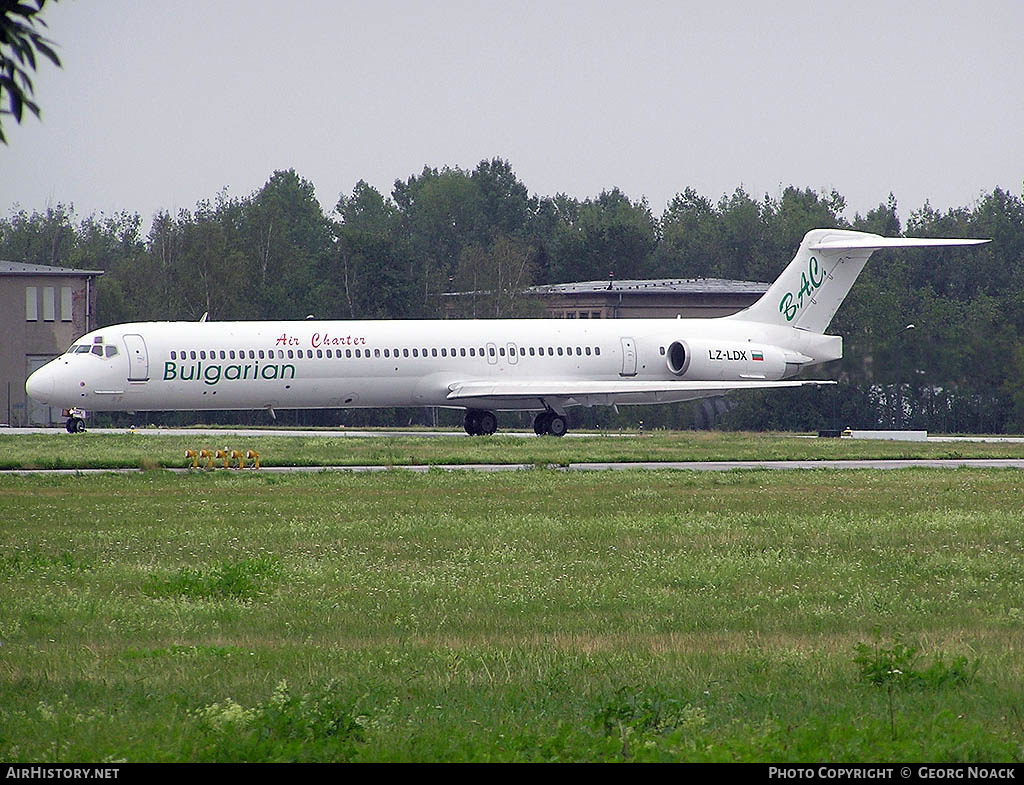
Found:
[26,229,988,436]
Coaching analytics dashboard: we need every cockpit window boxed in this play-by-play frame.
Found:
[91,345,103,356]
[75,345,92,354]
[105,346,119,358]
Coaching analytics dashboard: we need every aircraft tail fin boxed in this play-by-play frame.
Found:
[729,229,988,333]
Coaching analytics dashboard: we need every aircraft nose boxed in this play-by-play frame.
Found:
[26,365,55,403]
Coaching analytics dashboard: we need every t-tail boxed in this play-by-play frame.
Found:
[730,229,989,333]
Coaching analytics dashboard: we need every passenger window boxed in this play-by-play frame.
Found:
[171,351,177,360]
[529,348,535,356]
[431,348,437,357]
[557,348,563,356]
[469,348,475,357]
[346,349,352,358]
[402,349,409,358]
[287,350,294,359]
[200,351,207,360]
[595,347,601,355]
[460,348,466,357]
[489,347,496,357]
[499,347,505,356]
[374,349,380,358]
[576,347,582,356]
[585,347,591,356]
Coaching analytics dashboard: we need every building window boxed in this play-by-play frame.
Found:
[25,287,38,320]
[42,287,55,321]
[60,287,73,321]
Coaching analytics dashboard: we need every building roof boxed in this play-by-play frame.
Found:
[0,260,104,277]
[527,277,769,296]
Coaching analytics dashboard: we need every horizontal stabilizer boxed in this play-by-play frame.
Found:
[731,229,989,333]
[808,237,989,251]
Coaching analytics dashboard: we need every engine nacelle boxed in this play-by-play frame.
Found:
[666,339,794,381]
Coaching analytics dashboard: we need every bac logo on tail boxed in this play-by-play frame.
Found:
[778,256,826,322]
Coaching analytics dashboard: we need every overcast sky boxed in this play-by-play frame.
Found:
[2,0,1022,228]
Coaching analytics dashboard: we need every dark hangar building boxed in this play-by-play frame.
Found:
[1,260,103,426]
[530,277,770,320]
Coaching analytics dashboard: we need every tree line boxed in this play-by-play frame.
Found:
[2,159,1022,432]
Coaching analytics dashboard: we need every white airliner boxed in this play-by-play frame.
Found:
[25,229,987,436]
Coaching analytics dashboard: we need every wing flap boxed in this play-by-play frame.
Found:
[446,379,834,401]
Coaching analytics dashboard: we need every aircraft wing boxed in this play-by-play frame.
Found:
[446,378,835,405]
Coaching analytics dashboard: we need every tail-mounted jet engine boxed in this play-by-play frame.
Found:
[666,339,805,381]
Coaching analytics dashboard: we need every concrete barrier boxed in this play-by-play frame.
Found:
[847,430,928,442]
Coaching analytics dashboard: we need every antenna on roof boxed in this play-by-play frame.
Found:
[607,272,614,291]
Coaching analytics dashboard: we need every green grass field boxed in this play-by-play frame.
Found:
[1,439,1023,761]
[3,430,1024,470]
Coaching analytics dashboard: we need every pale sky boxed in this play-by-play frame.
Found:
[2,0,1022,228]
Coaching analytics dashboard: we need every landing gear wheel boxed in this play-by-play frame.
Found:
[477,411,498,436]
[548,414,568,437]
[464,410,498,436]
[533,412,552,436]
[533,411,567,436]
[66,417,86,434]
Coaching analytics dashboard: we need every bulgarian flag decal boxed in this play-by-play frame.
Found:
[752,350,764,361]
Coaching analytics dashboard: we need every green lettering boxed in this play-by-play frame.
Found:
[163,361,177,381]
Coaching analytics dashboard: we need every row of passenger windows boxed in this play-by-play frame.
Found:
[169,345,604,361]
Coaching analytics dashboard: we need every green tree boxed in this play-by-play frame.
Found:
[0,0,60,143]
[331,180,409,319]
[548,188,657,283]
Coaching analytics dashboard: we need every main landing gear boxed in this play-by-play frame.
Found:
[464,409,498,436]
[463,408,569,437]
[533,411,568,437]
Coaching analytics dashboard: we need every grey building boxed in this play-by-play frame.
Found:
[444,277,770,320]
[529,277,770,319]
[1,261,103,425]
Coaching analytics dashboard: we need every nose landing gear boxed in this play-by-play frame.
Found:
[63,408,87,433]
